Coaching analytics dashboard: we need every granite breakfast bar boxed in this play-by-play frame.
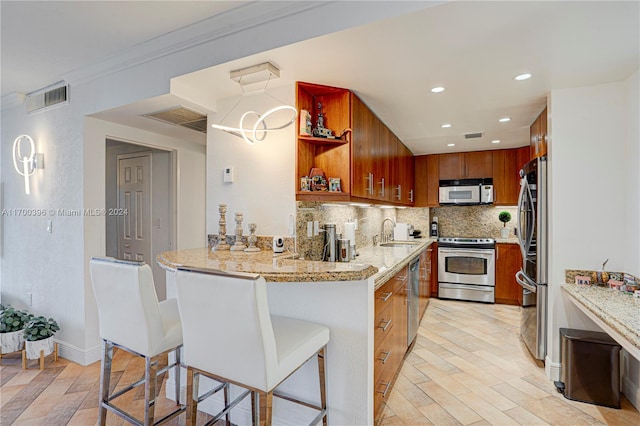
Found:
[157,240,433,425]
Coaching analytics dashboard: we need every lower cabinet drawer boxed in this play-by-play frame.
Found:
[374,303,394,348]
[373,355,399,418]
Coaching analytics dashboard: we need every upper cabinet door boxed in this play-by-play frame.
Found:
[351,93,378,199]
[438,153,464,180]
[464,151,493,179]
[439,151,492,180]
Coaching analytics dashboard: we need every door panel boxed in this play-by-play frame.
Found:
[118,154,151,263]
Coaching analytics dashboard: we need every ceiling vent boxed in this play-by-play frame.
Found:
[144,107,207,133]
[26,81,69,114]
[464,132,483,139]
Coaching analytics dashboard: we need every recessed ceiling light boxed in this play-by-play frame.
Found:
[499,117,511,123]
[515,73,532,81]
[431,86,445,93]
[447,143,455,147]
[441,123,452,128]
[491,140,501,144]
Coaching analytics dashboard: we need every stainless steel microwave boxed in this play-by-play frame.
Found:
[439,179,493,205]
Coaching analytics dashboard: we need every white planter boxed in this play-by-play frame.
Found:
[0,330,25,354]
[500,227,510,239]
[25,337,55,360]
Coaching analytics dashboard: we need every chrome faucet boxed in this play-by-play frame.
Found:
[380,218,396,244]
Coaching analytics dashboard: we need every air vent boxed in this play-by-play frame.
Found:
[26,81,69,114]
[464,132,483,139]
[144,107,207,133]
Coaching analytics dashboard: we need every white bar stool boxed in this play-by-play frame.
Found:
[175,267,329,426]
[90,257,186,425]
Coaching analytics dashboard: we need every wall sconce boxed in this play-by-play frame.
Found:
[12,135,43,195]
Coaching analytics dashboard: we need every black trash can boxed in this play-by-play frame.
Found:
[554,328,621,408]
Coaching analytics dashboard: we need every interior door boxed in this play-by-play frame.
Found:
[118,154,151,262]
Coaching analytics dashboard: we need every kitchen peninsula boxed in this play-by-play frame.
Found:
[158,239,434,425]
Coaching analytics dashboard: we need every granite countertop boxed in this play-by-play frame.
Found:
[561,282,640,355]
[495,238,519,244]
[158,239,434,286]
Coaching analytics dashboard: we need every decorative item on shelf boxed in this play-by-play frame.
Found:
[309,167,328,191]
[312,102,334,138]
[300,176,311,191]
[22,316,59,369]
[329,177,341,192]
[230,212,247,251]
[244,223,261,253]
[300,109,312,136]
[0,306,32,358]
[574,275,591,286]
[213,204,230,251]
[209,62,298,144]
[498,211,511,239]
[607,279,623,290]
[592,259,609,286]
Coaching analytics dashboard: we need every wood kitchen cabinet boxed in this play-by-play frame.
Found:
[373,266,409,420]
[296,82,351,202]
[530,106,548,159]
[439,151,493,180]
[495,243,523,305]
[430,242,438,297]
[296,81,414,206]
[419,246,432,319]
[413,154,439,207]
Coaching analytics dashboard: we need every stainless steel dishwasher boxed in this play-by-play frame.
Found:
[408,257,420,346]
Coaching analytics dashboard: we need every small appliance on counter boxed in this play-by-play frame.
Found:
[322,223,338,262]
[430,217,439,238]
[273,236,284,253]
[393,223,414,241]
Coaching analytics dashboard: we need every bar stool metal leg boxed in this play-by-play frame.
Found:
[318,347,327,426]
[98,340,114,426]
[186,368,199,426]
[175,348,181,405]
[144,355,158,426]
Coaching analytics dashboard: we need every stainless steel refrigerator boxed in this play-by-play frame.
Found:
[515,155,548,361]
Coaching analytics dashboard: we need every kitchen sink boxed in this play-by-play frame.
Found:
[379,241,421,248]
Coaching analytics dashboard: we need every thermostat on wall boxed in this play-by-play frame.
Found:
[223,166,234,183]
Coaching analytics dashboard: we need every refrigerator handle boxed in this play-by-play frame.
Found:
[516,178,528,260]
[516,270,537,293]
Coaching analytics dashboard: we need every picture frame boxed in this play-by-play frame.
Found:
[329,177,341,192]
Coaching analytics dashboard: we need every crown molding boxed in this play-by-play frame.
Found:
[1,92,26,111]
[61,1,326,88]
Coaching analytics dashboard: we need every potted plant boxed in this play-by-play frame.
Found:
[498,211,512,238]
[23,316,59,361]
[0,306,32,354]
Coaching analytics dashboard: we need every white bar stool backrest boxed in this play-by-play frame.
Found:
[175,268,278,391]
[90,257,165,356]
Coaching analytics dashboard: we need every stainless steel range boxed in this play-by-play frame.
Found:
[438,237,496,303]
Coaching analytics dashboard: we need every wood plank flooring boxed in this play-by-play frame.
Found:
[1,298,638,425]
[380,298,640,425]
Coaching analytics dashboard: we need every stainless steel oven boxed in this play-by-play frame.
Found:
[438,237,496,303]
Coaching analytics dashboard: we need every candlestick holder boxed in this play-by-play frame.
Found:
[213,203,230,251]
[230,212,247,251]
[244,223,261,252]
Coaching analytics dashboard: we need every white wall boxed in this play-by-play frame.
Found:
[1,1,428,365]
[548,70,639,407]
[206,85,296,237]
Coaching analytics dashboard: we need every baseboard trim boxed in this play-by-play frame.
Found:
[545,355,561,382]
[56,339,101,366]
[623,375,640,411]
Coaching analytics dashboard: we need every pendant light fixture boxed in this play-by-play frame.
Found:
[210,62,297,144]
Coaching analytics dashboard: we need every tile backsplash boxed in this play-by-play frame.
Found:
[431,205,518,239]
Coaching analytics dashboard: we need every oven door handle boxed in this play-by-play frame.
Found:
[515,270,537,293]
[439,248,494,255]
[439,283,494,292]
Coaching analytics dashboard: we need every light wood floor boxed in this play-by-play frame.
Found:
[1,298,638,425]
